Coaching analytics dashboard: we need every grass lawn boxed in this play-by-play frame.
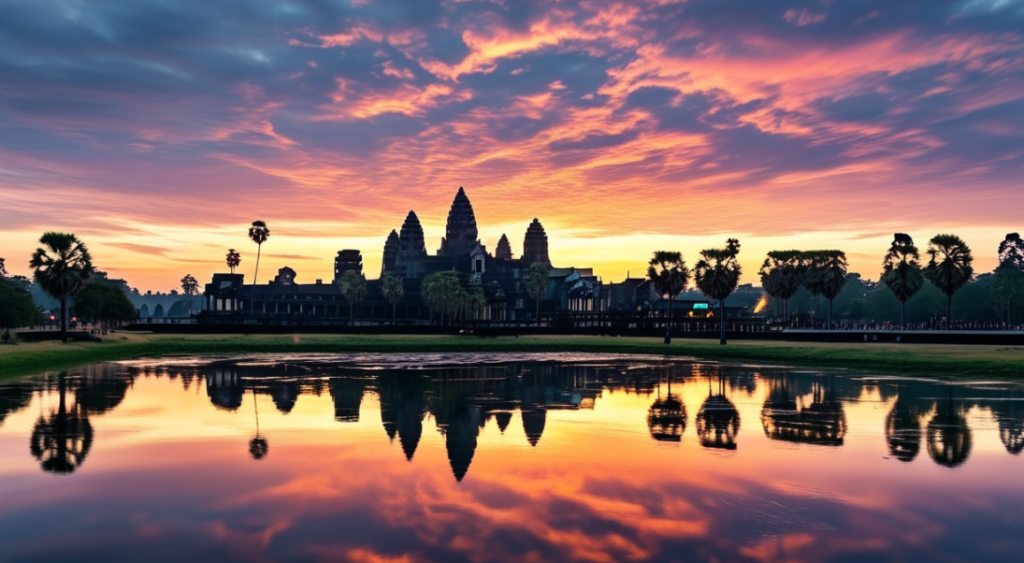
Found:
[1,332,1024,382]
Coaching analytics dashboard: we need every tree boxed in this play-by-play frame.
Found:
[0,257,6,277]
[526,262,550,324]
[226,249,241,274]
[381,274,405,324]
[338,269,367,321]
[248,220,270,312]
[422,271,464,323]
[881,234,925,330]
[30,374,93,474]
[180,274,199,315]
[758,250,804,321]
[0,277,41,340]
[29,232,95,339]
[818,250,849,330]
[993,233,1024,325]
[924,234,974,330]
[694,239,742,345]
[801,251,826,322]
[74,282,136,331]
[647,251,690,344]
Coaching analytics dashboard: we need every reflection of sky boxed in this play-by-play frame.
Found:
[0,360,1023,562]
[2,1,1024,289]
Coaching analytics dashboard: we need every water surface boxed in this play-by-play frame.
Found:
[1,353,1022,562]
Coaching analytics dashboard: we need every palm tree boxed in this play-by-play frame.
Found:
[526,262,550,324]
[226,249,241,274]
[338,270,367,322]
[694,239,742,345]
[758,250,804,322]
[993,233,1024,325]
[801,251,826,324]
[924,234,974,330]
[647,251,689,344]
[818,250,848,330]
[381,274,405,324]
[180,274,199,315]
[248,221,270,313]
[422,271,462,324]
[881,234,924,330]
[30,232,95,339]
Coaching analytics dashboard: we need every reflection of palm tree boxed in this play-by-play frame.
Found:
[249,389,268,461]
[647,376,686,443]
[761,376,847,446]
[926,389,971,468]
[696,377,740,450]
[990,393,1024,455]
[884,387,927,462]
[30,375,94,475]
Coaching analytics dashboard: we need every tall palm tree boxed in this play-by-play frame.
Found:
[924,234,973,330]
[248,221,270,313]
[801,250,826,323]
[226,249,241,274]
[381,274,405,324]
[881,234,924,330]
[818,250,848,331]
[29,232,95,339]
[694,239,742,345]
[338,270,367,322]
[758,250,804,321]
[647,251,689,344]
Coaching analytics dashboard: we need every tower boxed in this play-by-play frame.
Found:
[438,187,480,257]
[523,218,550,265]
[381,229,399,276]
[334,250,363,283]
[396,211,427,266]
[495,234,512,260]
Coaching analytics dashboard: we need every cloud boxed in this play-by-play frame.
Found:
[0,0,1021,288]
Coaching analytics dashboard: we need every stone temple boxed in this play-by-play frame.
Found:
[202,187,600,323]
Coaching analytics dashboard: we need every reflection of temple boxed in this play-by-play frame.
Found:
[330,377,367,422]
[206,367,245,411]
[202,187,600,323]
[761,376,847,447]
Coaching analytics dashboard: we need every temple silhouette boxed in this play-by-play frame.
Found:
[201,187,601,323]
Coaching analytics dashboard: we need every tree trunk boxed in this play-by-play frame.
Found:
[946,294,952,330]
[536,298,540,326]
[60,297,68,340]
[392,303,397,325]
[664,298,672,344]
[827,299,833,331]
[900,300,906,331]
[349,301,354,322]
[719,299,726,345]
[252,243,262,315]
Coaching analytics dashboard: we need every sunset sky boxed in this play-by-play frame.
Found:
[1,0,1022,290]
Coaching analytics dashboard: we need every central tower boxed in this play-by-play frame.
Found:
[438,186,480,257]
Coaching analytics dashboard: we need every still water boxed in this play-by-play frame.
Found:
[1,353,1022,563]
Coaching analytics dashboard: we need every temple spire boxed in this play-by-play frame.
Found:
[439,186,480,257]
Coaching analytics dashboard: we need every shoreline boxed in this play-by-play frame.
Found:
[3,332,1024,381]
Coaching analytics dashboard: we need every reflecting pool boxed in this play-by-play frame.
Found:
[1,353,1022,562]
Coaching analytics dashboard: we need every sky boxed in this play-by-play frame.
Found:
[1,0,1022,291]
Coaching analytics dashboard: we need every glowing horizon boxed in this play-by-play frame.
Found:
[1,0,1022,290]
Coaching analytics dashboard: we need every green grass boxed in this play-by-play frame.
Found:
[1,332,1023,381]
